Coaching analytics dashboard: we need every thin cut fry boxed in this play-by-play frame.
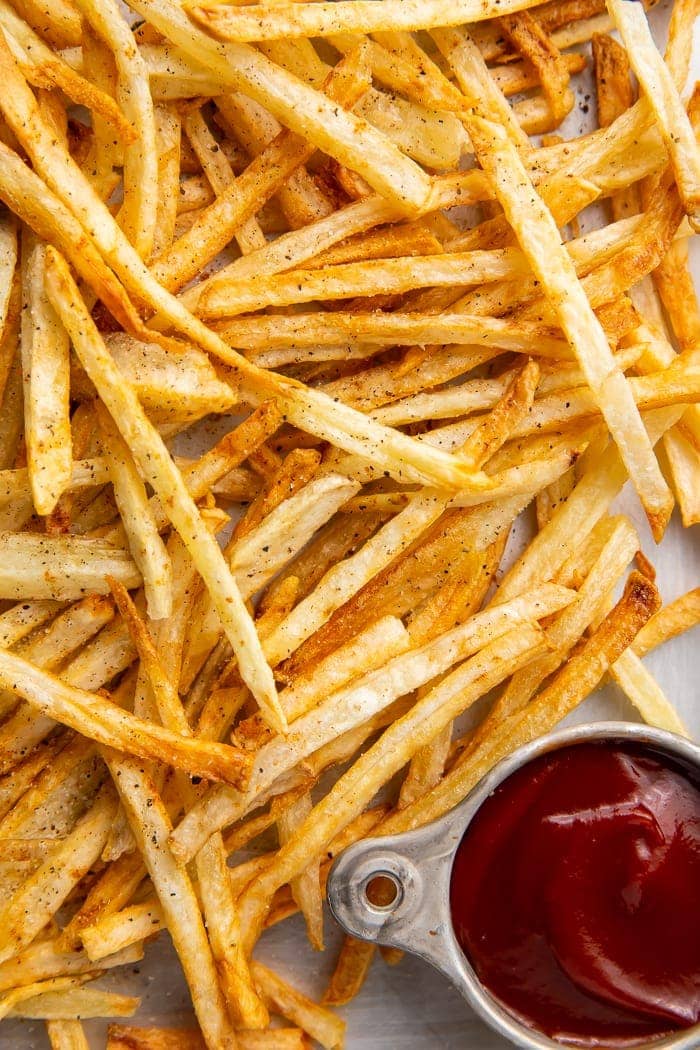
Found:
[44,249,283,734]
[607,0,700,230]
[97,405,172,622]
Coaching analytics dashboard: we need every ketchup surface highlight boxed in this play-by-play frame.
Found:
[449,741,700,1047]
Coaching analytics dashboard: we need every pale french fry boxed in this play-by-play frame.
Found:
[0,531,140,601]
[633,588,700,657]
[0,941,144,994]
[277,789,324,950]
[82,901,164,962]
[8,0,80,48]
[230,476,354,594]
[151,106,181,259]
[97,406,172,622]
[0,978,90,1021]
[354,88,467,170]
[610,647,687,735]
[20,229,72,516]
[225,312,566,358]
[106,333,237,426]
[9,985,139,1020]
[431,26,529,149]
[198,249,528,319]
[0,210,16,345]
[276,614,409,723]
[0,732,96,839]
[45,250,283,734]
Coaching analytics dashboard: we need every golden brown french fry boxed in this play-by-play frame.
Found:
[190,0,548,41]
[607,0,700,230]
[0,784,118,963]
[322,937,376,1007]
[46,1019,90,1050]
[252,961,345,1050]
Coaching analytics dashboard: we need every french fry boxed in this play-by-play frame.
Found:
[190,0,551,41]
[323,936,376,1006]
[97,406,172,622]
[107,1027,309,1050]
[198,249,529,319]
[172,584,573,861]
[8,984,139,1020]
[498,11,573,126]
[72,0,158,258]
[467,115,673,538]
[44,249,284,734]
[607,0,700,230]
[609,646,687,735]
[277,789,324,950]
[0,648,253,787]
[0,0,695,1040]
[252,962,345,1050]
[633,588,700,657]
[0,940,144,994]
[151,106,181,259]
[0,531,140,601]
[46,1019,90,1050]
[20,229,72,516]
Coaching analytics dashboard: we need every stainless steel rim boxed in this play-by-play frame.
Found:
[327,721,700,1050]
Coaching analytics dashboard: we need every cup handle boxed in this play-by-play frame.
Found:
[326,815,464,979]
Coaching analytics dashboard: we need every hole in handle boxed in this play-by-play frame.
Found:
[363,871,402,912]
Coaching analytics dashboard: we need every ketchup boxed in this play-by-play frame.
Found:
[450,741,700,1046]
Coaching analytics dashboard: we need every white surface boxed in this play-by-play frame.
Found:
[2,1,700,1046]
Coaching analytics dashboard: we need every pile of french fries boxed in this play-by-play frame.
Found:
[0,0,698,1044]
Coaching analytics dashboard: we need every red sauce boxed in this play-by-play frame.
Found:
[450,741,700,1046]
